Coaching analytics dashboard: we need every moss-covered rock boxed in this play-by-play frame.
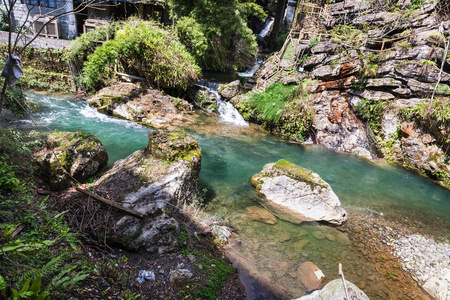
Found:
[89,129,202,253]
[35,131,108,191]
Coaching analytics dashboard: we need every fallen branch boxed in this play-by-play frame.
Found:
[339,263,350,300]
[76,187,144,218]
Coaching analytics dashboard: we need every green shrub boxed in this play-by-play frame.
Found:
[167,0,266,71]
[355,98,385,132]
[81,18,200,92]
[236,82,314,141]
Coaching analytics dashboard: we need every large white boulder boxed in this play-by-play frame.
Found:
[251,160,347,225]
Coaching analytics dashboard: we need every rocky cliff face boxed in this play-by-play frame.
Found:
[244,0,450,188]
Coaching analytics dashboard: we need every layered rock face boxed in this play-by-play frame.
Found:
[35,131,108,191]
[251,159,347,225]
[300,0,450,186]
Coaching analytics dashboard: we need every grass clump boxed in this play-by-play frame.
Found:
[236,82,314,141]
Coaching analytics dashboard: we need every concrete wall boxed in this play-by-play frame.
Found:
[0,30,71,50]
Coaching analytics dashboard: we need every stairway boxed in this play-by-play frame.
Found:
[249,34,303,95]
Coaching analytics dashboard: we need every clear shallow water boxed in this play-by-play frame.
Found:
[20,92,450,299]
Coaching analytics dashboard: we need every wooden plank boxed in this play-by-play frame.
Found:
[76,187,144,218]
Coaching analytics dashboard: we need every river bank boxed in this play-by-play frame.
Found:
[4,91,449,299]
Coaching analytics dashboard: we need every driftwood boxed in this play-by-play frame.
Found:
[339,263,350,300]
[76,187,144,218]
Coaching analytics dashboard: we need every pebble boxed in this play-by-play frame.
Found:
[387,233,450,299]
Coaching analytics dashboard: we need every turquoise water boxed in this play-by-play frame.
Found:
[22,92,450,299]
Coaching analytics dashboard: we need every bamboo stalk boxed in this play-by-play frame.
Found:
[76,187,144,218]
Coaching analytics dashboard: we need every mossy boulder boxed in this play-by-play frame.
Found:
[251,160,347,225]
[90,129,201,253]
[36,131,108,191]
[145,130,200,162]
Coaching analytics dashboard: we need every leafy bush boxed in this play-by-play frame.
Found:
[64,22,119,64]
[355,98,385,132]
[81,18,200,92]
[175,17,208,65]
[168,0,266,71]
[236,82,314,141]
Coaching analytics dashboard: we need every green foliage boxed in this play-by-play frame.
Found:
[181,256,236,300]
[248,82,293,123]
[178,226,189,248]
[400,98,450,125]
[408,0,425,9]
[174,17,208,65]
[330,24,365,46]
[0,128,88,299]
[11,276,50,300]
[167,0,266,71]
[309,36,319,47]
[0,10,9,31]
[0,154,20,191]
[236,82,314,141]
[355,98,385,132]
[64,22,119,64]
[81,18,200,92]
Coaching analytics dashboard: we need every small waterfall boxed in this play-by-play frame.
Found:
[196,80,248,127]
[237,59,263,78]
[257,18,274,38]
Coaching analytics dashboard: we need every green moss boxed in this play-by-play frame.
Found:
[274,159,327,188]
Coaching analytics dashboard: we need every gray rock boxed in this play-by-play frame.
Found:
[311,42,339,54]
[408,79,450,96]
[311,65,342,80]
[93,130,201,253]
[395,61,450,83]
[0,108,16,121]
[169,268,193,291]
[350,89,395,101]
[302,54,327,68]
[251,160,347,225]
[218,80,240,100]
[422,277,448,300]
[366,78,403,89]
[294,279,370,300]
[35,131,108,191]
[353,12,398,27]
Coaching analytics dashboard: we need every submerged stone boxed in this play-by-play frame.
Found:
[251,160,347,225]
[245,206,277,225]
